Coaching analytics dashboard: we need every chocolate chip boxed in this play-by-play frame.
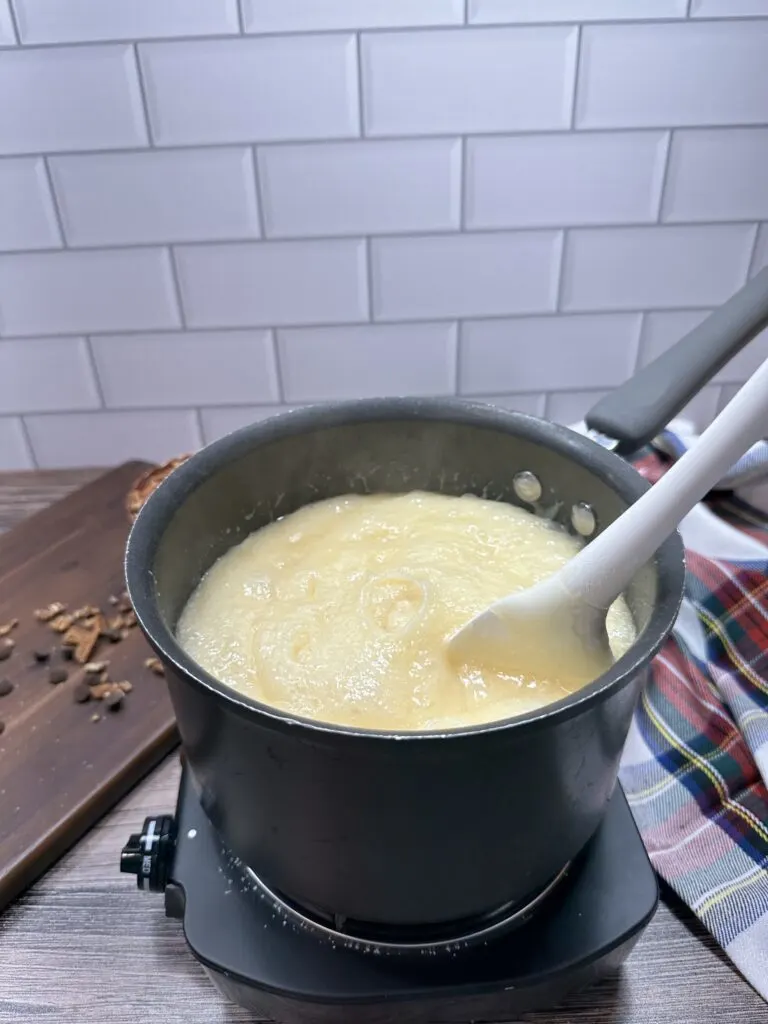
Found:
[73,682,91,704]
[60,645,74,661]
[33,649,50,664]
[0,720,5,735]
[0,639,14,661]
[0,679,13,697]
[48,666,68,685]
[105,689,123,711]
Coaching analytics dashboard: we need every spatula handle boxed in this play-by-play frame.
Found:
[562,356,768,610]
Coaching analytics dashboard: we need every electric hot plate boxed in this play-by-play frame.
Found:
[120,767,657,1023]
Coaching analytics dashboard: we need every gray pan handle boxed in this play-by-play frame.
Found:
[585,265,768,455]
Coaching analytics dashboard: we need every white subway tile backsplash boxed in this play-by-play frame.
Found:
[0,1,16,43]
[50,149,260,247]
[466,132,667,230]
[718,384,741,411]
[690,1,768,14]
[278,323,456,401]
[140,36,358,146]
[752,225,768,275]
[91,330,278,408]
[200,404,294,444]
[175,240,367,328]
[0,249,180,336]
[562,226,754,312]
[259,139,460,238]
[680,385,722,430]
[546,389,606,425]
[362,27,577,136]
[0,45,147,155]
[0,158,61,251]
[372,232,561,320]
[12,0,238,44]
[0,419,33,470]
[469,0,686,21]
[460,314,640,394]
[24,409,201,468]
[0,337,99,413]
[663,129,768,223]
[577,21,768,129]
[242,0,463,32]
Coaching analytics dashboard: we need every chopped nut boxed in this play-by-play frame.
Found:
[50,613,76,633]
[0,679,13,697]
[103,628,122,644]
[48,666,68,685]
[116,680,133,694]
[89,682,113,700]
[105,689,124,711]
[107,615,123,632]
[144,657,165,677]
[0,639,14,662]
[122,610,137,629]
[116,592,132,613]
[73,683,91,704]
[90,713,100,723]
[120,629,131,641]
[84,661,108,676]
[0,618,18,637]
[71,605,99,622]
[35,602,66,622]
[32,649,50,664]
[108,595,119,607]
[63,620,101,664]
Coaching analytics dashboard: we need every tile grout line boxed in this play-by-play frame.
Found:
[1,15,767,51]
[654,130,674,222]
[6,0,20,43]
[193,407,206,446]
[364,237,375,321]
[459,137,468,231]
[250,146,267,238]
[271,329,286,402]
[630,312,646,374]
[554,230,568,312]
[568,24,582,130]
[17,416,39,469]
[131,42,155,146]
[83,334,107,408]
[0,125,762,162]
[166,246,187,328]
[746,222,763,278]
[0,219,761,258]
[236,0,246,34]
[453,321,463,394]
[40,156,68,247]
[354,31,365,137]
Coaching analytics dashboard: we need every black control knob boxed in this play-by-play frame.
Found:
[120,815,176,892]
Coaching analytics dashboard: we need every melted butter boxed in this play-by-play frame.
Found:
[177,492,636,731]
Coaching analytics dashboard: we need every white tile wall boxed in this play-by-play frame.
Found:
[258,139,460,238]
[576,21,768,128]
[24,410,202,468]
[0,249,180,336]
[0,45,147,155]
[459,314,641,394]
[361,27,577,136]
[49,148,261,246]
[466,132,667,229]
[242,0,464,32]
[12,0,240,43]
[372,232,561,320]
[663,129,768,222]
[277,323,457,401]
[0,337,99,413]
[469,0,687,21]
[561,225,755,312]
[139,35,358,146]
[0,158,61,250]
[0,5,767,468]
[175,240,367,327]
[91,330,279,408]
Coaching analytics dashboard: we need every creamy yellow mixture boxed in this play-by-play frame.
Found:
[177,492,636,731]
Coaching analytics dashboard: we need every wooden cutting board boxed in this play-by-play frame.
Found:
[0,461,178,912]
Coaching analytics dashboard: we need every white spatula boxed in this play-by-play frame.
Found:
[448,357,768,688]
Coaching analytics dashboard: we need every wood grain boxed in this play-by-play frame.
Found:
[0,463,178,911]
[0,470,766,1024]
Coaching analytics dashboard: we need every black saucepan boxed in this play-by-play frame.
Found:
[126,269,768,928]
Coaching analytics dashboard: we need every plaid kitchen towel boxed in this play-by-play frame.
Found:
[618,423,768,1000]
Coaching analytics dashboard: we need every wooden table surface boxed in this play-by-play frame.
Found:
[0,469,766,1024]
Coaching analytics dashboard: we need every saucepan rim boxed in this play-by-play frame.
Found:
[125,397,685,742]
